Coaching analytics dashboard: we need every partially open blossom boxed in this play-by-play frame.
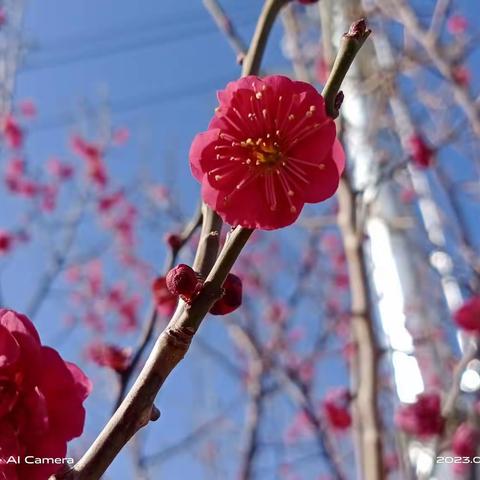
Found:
[210,273,243,315]
[2,115,23,150]
[454,296,480,333]
[86,342,131,373]
[322,387,352,430]
[190,75,345,230]
[0,309,91,480]
[166,264,200,303]
[408,134,434,169]
[152,276,178,315]
[395,392,444,437]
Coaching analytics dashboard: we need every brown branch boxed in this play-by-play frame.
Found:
[203,0,248,63]
[319,16,385,480]
[238,351,265,480]
[192,204,222,277]
[322,19,372,117]
[143,395,243,466]
[218,9,377,478]
[426,340,478,476]
[432,167,480,288]
[51,0,291,476]
[240,0,291,77]
[276,368,348,480]
[378,0,480,136]
[164,202,203,271]
[441,340,478,418]
[27,200,86,319]
[337,175,384,480]
[227,322,346,480]
[55,227,253,480]
[281,4,310,82]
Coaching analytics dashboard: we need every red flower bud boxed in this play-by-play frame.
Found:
[2,114,23,150]
[0,230,13,255]
[166,264,200,302]
[323,388,352,430]
[454,296,480,334]
[408,134,434,169]
[210,273,242,315]
[346,18,369,40]
[165,232,182,250]
[298,0,318,4]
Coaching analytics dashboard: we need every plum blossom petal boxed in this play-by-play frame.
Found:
[0,309,90,479]
[189,75,343,229]
[0,325,20,369]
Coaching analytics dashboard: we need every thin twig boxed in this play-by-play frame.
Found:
[193,204,222,277]
[227,322,346,480]
[378,0,480,136]
[238,354,265,480]
[203,0,248,62]
[113,205,203,412]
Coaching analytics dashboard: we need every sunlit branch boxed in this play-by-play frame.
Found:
[52,2,288,478]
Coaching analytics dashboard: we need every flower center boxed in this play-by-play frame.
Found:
[242,137,282,167]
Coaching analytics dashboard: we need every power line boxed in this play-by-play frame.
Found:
[29,4,257,53]
[29,71,240,133]
[21,10,256,71]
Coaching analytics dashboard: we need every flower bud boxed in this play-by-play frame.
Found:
[0,230,13,255]
[165,232,182,250]
[323,388,352,430]
[210,273,242,315]
[453,296,480,333]
[166,264,199,302]
[408,134,434,169]
[346,18,369,39]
